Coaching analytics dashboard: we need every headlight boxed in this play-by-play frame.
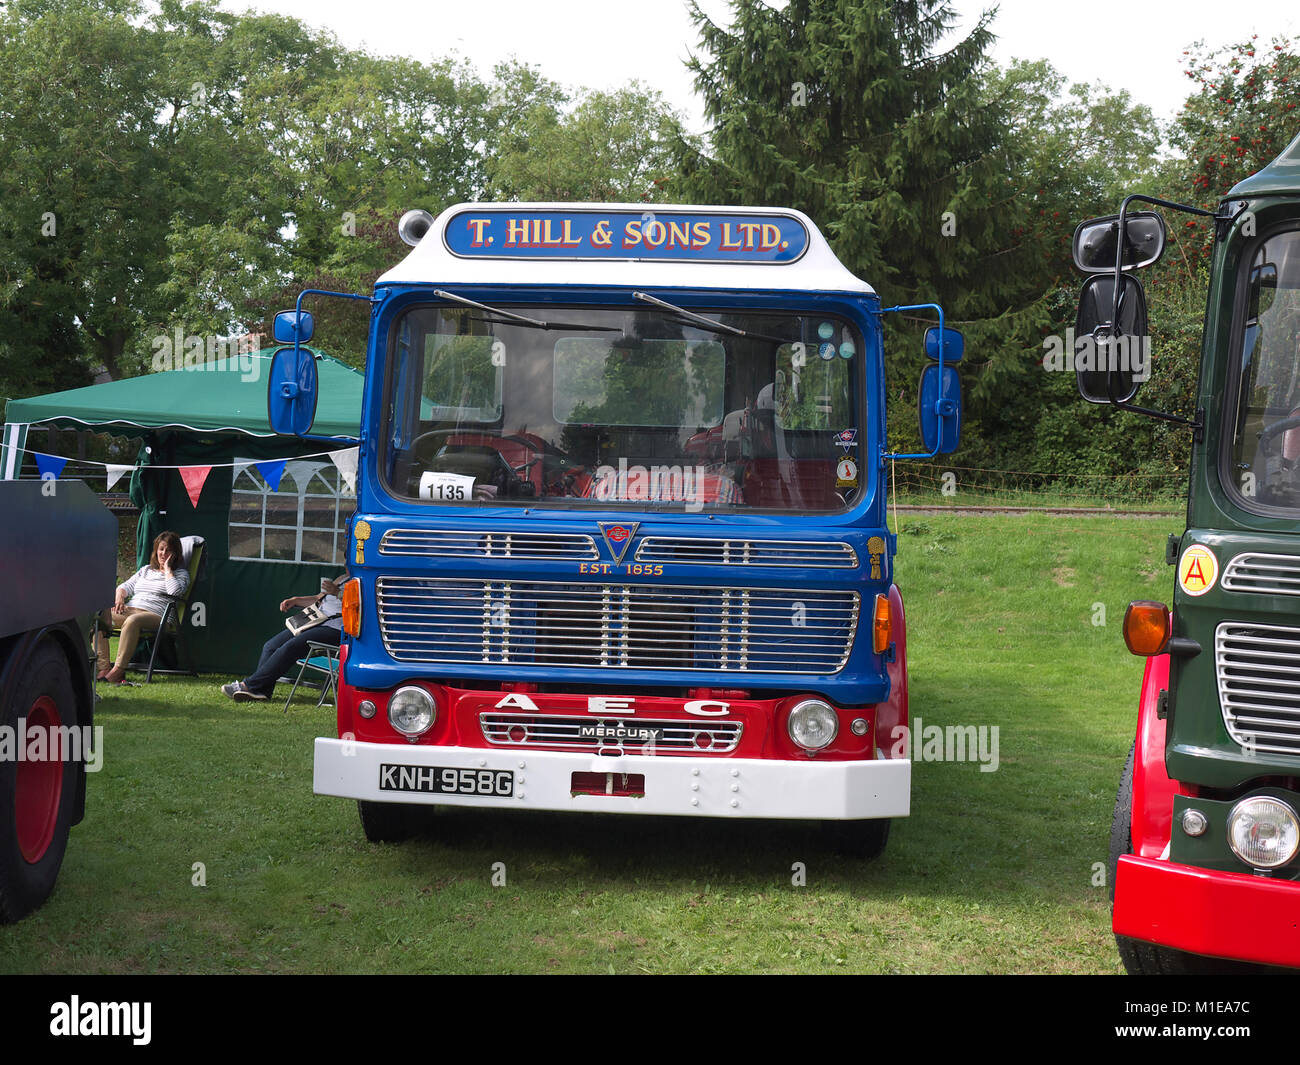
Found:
[787,699,838,751]
[388,686,436,737]
[1227,796,1300,869]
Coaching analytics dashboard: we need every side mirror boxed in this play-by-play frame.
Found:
[273,309,315,345]
[924,326,964,363]
[917,362,961,454]
[267,346,319,435]
[1072,211,1167,273]
[1075,273,1150,405]
[1249,262,1279,321]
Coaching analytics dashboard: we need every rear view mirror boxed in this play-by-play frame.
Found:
[1249,262,1279,321]
[273,309,315,345]
[924,326,964,363]
[267,346,319,435]
[1075,273,1150,405]
[1073,211,1167,273]
[917,363,961,454]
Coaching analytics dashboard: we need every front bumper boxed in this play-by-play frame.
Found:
[1113,854,1300,968]
[315,738,910,820]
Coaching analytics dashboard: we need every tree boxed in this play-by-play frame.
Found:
[674,0,1057,464]
[1175,35,1300,203]
[487,80,689,203]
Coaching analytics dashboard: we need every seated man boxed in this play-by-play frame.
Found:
[221,573,348,702]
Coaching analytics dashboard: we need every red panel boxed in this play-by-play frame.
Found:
[331,679,879,761]
[1132,654,1177,858]
[1114,854,1300,968]
[334,642,350,738]
[875,584,908,758]
[741,459,840,509]
[571,772,646,797]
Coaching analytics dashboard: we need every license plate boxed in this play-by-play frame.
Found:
[379,764,514,797]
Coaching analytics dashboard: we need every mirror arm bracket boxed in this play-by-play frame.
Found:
[1113,400,1204,440]
[1110,195,1214,328]
[291,288,377,360]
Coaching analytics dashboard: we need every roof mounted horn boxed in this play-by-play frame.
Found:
[398,209,434,247]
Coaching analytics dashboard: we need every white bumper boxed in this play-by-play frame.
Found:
[314,738,910,820]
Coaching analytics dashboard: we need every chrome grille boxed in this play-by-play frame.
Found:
[634,537,858,568]
[379,529,598,560]
[1216,622,1300,755]
[376,577,858,675]
[480,713,743,754]
[1222,553,1300,597]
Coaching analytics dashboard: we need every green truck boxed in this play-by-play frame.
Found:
[1074,132,1300,971]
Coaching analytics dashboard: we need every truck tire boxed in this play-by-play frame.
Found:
[357,799,427,843]
[0,639,79,923]
[822,817,890,860]
[1108,743,1251,974]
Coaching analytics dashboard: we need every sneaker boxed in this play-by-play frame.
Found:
[224,681,268,702]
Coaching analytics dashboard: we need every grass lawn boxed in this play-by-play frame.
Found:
[0,512,1179,974]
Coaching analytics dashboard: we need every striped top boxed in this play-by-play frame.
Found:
[120,566,190,616]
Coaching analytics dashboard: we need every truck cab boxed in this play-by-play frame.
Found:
[1075,132,1300,970]
[269,204,962,854]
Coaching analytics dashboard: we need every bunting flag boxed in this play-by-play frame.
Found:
[330,447,359,492]
[105,464,132,491]
[179,465,213,508]
[254,459,288,492]
[33,452,68,480]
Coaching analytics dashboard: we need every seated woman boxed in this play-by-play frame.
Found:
[96,531,190,684]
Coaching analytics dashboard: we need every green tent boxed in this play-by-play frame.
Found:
[2,349,363,677]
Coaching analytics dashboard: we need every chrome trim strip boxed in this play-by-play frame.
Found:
[1215,621,1300,755]
[1222,553,1300,597]
[634,537,858,568]
[479,712,743,754]
[377,576,859,674]
[379,529,599,560]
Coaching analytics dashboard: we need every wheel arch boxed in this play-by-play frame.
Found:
[1131,653,1177,858]
[0,621,92,827]
[875,583,908,758]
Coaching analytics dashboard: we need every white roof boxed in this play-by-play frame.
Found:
[376,202,874,296]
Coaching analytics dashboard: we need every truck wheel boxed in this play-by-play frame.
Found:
[0,640,78,923]
[822,818,890,860]
[357,800,427,843]
[1108,743,1253,974]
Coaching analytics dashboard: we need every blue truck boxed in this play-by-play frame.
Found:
[268,204,962,854]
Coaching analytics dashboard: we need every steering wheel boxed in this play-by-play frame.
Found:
[1255,412,1300,451]
[408,427,491,459]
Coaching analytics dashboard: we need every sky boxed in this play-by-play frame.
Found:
[216,0,1300,132]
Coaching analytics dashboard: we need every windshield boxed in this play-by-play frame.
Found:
[381,304,864,512]
[1230,230,1300,509]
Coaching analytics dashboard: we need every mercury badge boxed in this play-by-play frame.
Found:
[867,535,885,580]
[354,519,372,565]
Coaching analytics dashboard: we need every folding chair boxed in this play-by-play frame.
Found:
[282,640,339,712]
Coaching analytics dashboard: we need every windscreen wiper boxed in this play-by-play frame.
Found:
[436,289,618,331]
[633,292,793,345]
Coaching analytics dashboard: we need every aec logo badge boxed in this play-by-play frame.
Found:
[598,522,639,564]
